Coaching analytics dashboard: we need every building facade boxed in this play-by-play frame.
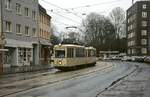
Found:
[38,4,52,65]
[1,0,40,68]
[127,0,150,56]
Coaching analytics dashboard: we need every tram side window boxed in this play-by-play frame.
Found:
[88,50,91,57]
[67,48,74,58]
[76,48,85,57]
[55,50,65,58]
[91,50,96,57]
[94,50,96,56]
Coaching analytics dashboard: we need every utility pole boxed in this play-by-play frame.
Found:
[132,0,134,4]
[0,0,4,75]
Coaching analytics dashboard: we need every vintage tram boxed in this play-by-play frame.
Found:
[53,44,96,71]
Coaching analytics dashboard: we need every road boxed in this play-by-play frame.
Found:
[1,61,137,97]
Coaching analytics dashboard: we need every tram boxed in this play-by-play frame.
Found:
[53,44,96,71]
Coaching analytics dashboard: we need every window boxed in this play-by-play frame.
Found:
[55,50,65,58]
[141,39,147,45]
[5,0,11,10]
[142,12,147,18]
[16,3,21,14]
[141,48,147,54]
[132,49,136,54]
[18,48,32,63]
[25,26,29,36]
[5,21,12,32]
[128,49,131,54]
[32,28,36,37]
[33,0,37,2]
[141,30,147,36]
[16,24,21,34]
[24,7,29,16]
[76,48,85,57]
[40,28,42,37]
[32,11,36,20]
[142,4,146,9]
[67,48,74,58]
[141,21,147,27]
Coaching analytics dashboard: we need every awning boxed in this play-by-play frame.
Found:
[0,49,9,52]
[5,39,33,48]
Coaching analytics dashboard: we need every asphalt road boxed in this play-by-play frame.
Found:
[4,61,137,97]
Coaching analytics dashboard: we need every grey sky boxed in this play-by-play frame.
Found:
[39,0,138,31]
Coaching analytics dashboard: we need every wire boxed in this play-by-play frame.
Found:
[46,9,81,24]
[66,0,123,9]
[53,20,71,27]
[41,0,83,19]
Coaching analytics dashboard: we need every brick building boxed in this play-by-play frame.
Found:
[127,0,150,56]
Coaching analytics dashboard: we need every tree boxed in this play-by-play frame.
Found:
[50,24,61,45]
[109,7,127,53]
[109,7,126,38]
[81,13,116,54]
[50,33,61,45]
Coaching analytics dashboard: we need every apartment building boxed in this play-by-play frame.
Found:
[38,4,52,65]
[0,0,39,67]
[127,0,150,56]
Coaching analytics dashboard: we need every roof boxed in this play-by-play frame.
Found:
[38,4,51,19]
[54,44,85,48]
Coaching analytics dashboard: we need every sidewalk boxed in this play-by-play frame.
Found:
[97,63,150,97]
[3,64,52,74]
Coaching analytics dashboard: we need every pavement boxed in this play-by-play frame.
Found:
[97,63,150,97]
[0,62,113,97]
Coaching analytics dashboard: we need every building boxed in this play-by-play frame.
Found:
[38,4,52,65]
[127,0,150,56]
[0,0,39,68]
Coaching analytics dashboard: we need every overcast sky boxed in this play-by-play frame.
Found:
[39,0,139,32]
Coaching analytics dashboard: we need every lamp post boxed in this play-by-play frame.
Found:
[0,0,4,75]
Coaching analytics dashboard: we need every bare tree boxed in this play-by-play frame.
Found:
[81,13,116,54]
[51,24,61,45]
[109,7,126,38]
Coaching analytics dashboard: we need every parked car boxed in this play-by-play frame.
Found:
[134,56,145,63]
[144,56,150,63]
[121,56,132,61]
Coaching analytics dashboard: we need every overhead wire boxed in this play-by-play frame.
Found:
[46,9,81,24]
[53,20,71,27]
[41,0,83,19]
[66,0,123,9]
[40,0,123,28]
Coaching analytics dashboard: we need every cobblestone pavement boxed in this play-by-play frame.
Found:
[97,63,150,97]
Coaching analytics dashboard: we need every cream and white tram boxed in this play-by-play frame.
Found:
[53,44,96,71]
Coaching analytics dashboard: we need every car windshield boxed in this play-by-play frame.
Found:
[55,50,65,58]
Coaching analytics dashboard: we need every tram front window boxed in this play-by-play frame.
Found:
[55,50,65,58]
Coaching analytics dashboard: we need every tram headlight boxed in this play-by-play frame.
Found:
[59,60,62,65]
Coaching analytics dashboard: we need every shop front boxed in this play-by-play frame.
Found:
[39,40,52,65]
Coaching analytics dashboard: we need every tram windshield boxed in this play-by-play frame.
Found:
[55,50,65,58]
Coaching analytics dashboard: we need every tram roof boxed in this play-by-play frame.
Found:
[54,44,85,48]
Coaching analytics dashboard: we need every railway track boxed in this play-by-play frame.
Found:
[0,62,114,97]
